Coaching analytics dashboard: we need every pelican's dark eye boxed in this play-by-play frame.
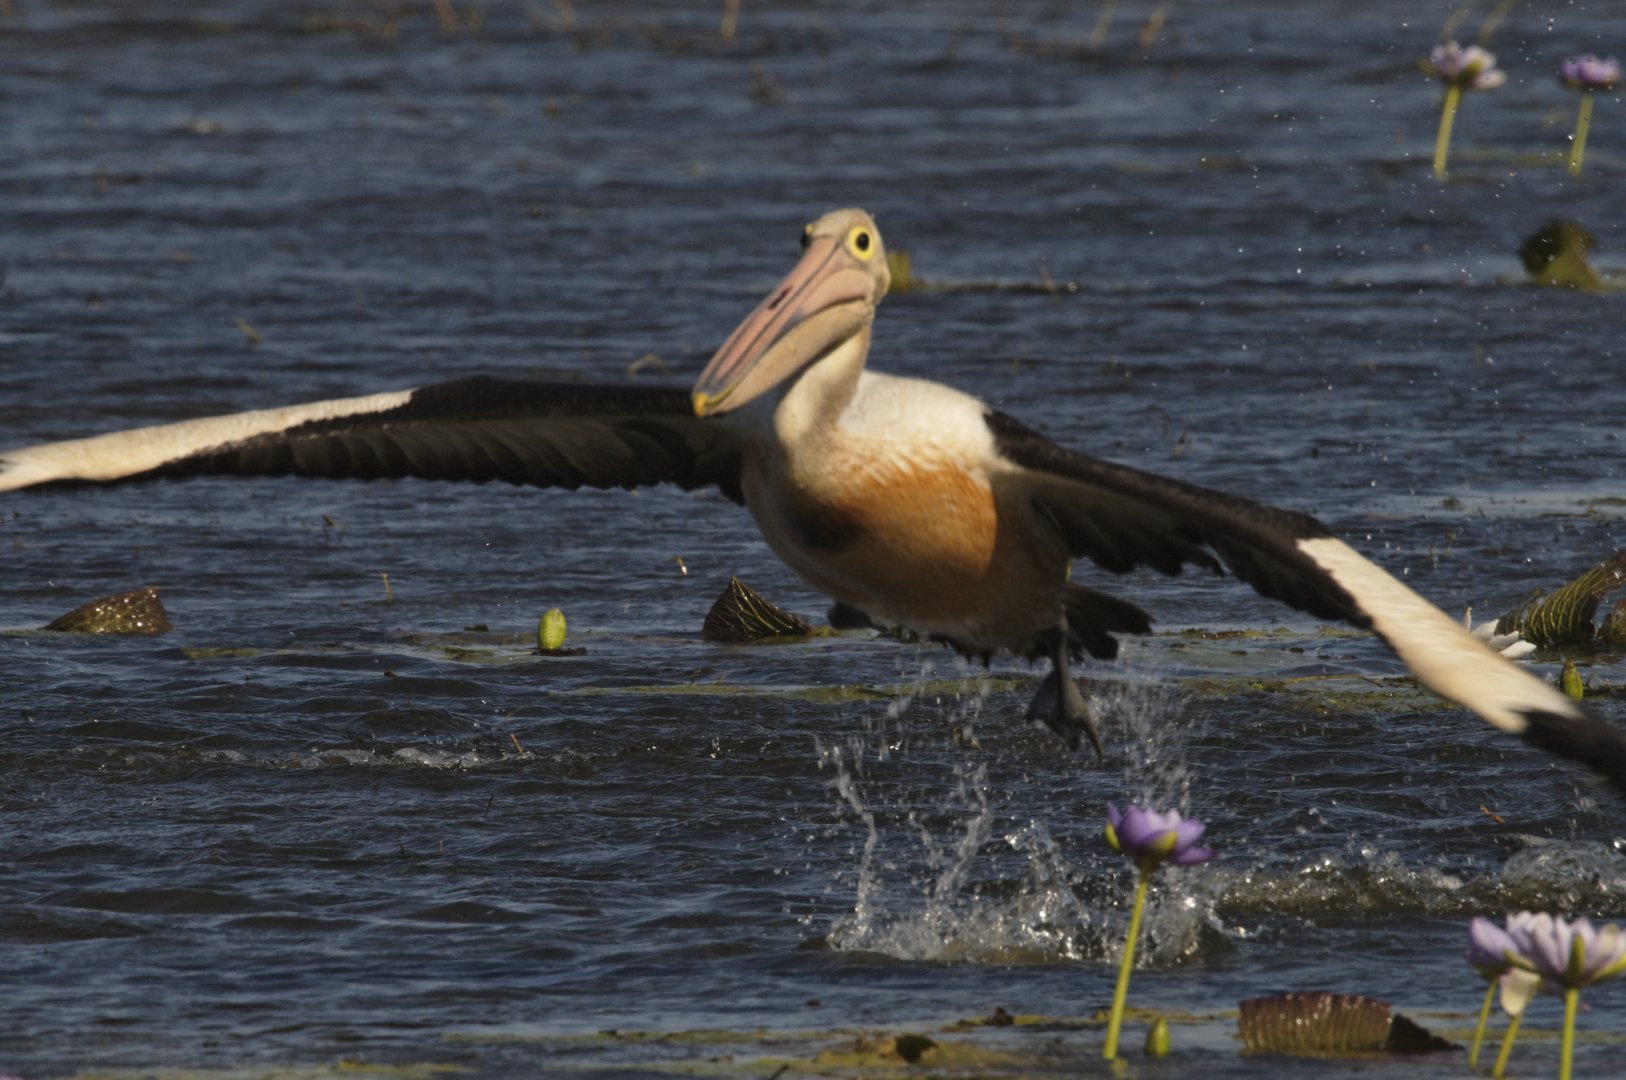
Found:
[800,225,812,250]
[847,226,875,260]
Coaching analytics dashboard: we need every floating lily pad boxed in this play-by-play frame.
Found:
[44,586,173,635]
[891,1033,935,1062]
[1238,992,1451,1056]
[702,577,812,642]
[1599,598,1626,648]
[1238,992,1392,1054]
[1518,220,1606,290]
[885,250,913,294]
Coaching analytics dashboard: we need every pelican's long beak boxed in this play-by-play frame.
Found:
[692,235,877,416]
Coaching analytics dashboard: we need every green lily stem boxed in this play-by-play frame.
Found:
[1569,93,1594,177]
[1468,980,1496,1068]
[1560,986,1578,1080]
[1102,870,1150,1060]
[1434,84,1461,180]
[1491,1011,1522,1079]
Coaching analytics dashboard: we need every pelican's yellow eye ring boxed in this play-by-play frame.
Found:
[800,224,813,251]
[847,226,876,260]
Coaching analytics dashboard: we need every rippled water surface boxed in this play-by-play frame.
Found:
[5,2,1626,1077]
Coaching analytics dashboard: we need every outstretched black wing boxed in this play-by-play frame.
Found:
[989,410,1362,626]
[0,377,744,502]
[989,409,1626,794]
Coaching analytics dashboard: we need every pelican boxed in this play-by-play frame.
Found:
[4,209,1624,791]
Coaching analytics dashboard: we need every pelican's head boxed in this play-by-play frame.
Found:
[692,208,890,417]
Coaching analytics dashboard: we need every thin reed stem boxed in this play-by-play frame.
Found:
[1569,93,1594,176]
[1434,84,1461,180]
[1492,1011,1522,1079]
[1468,980,1496,1067]
[1102,871,1149,1059]
[1560,986,1578,1080]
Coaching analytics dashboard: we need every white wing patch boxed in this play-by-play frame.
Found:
[1297,536,1580,734]
[0,389,415,493]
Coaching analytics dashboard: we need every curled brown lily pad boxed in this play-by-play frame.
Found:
[702,577,812,642]
[1238,992,1452,1055]
[1498,549,1626,648]
[44,586,173,635]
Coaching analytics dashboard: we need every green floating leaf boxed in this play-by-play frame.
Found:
[1518,220,1605,290]
[891,1034,935,1063]
[1497,549,1626,647]
[44,586,173,635]
[885,250,913,294]
[702,577,811,642]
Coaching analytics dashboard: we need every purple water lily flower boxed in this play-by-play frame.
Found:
[1560,54,1621,91]
[1466,915,1525,979]
[1431,41,1508,91]
[1507,914,1626,989]
[1105,804,1212,873]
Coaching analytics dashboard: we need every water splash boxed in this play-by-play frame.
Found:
[818,664,1227,966]
[824,768,1106,961]
[1088,670,1199,815]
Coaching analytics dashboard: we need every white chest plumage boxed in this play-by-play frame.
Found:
[733,372,1066,649]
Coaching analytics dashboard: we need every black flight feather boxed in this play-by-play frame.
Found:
[987,410,1366,628]
[148,377,745,503]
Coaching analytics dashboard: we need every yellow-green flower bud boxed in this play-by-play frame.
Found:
[539,608,567,651]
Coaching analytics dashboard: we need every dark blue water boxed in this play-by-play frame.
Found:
[4,2,1626,1077]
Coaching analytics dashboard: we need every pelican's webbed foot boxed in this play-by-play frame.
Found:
[1024,629,1104,760]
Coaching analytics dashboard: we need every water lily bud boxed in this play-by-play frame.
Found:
[539,608,567,650]
[1561,660,1584,701]
[1144,1016,1170,1057]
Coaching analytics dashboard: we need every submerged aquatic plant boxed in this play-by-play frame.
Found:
[1507,914,1626,1080]
[1101,804,1212,1059]
[1428,41,1507,180]
[1559,54,1620,176]
[1465,914,1539,1073]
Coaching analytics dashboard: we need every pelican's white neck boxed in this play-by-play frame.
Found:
[770,325,872,448]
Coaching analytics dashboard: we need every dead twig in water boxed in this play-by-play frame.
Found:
[1090,0,1116,48]
[380,572,392,604]
[627,353,670,376]
[1037,261,1060,303]
[431,0,460,33]
[1138,2,1169,51]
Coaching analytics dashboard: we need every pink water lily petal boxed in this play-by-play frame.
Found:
[1561,54,1621,90]
[1103,804,1214,871]
[1117,806,1170,852]
[1467,916,1521,977]
[1509,914,1626,989]
[1168,845,1213,866]
[1430,40,1505,91]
